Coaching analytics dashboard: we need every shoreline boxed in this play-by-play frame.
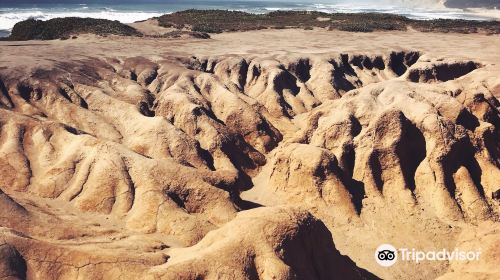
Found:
[0,5,500,37]
[1,10,500,41]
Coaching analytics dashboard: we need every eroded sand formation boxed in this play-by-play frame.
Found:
[0,44,499,279]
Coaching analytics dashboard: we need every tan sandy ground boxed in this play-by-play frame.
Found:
[0,27,499,280]
[1,28,499,68]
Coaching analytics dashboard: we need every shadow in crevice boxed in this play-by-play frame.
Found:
[483,129,500,167]
[232,194,263,211]
[389,52,408,76]
[397,117,427,193]
[130,71,138,82]
[288,58,311,83]
[197,145,215,171]
[17,82,40,102]
[368,151,384,193]
[456,109,480,131]
[408,61,480,83]
[343,178,366,215]
[236,59,249,90]
[57,87,73,103]
[493,189,500,201]
[0,78,14,108]
[442,138,489,208]
[464,157,487,198]
[165,190,186,209]
[256,119,283,152]
[63,125,87,136]
[139,101,156,117]
[340,145,356,178]
[273,70,300,96]
[388,51,420,76]
[0,244,28,280]
[339,116,362,177]
[332,160,366,215]
[330,54,359,93]
[219,137,261,191]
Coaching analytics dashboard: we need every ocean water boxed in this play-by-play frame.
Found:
[0,0,499,37]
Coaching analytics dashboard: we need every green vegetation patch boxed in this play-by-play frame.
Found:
[4,10,499,41]
[6,17,141,41]
[158,10,499,34]
[411,18,500,34]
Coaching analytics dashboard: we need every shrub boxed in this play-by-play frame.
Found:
[7,17,141,41]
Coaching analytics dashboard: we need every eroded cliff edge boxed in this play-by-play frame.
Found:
[0,49,499,279]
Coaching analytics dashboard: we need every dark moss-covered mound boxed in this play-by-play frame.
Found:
[158,10,500,34]
[152,30,211,39]
[6,17,141,41]
[412,18,500,33]
[158,10,408,33]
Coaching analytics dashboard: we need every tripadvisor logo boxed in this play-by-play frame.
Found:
[375,244,481,267]
[375,244,397,267]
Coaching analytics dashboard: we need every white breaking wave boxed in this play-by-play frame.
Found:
[385,0,446,8]
[0,9,164,31]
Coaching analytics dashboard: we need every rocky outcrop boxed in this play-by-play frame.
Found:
[0,50,498,279]
[150,207,378,280]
